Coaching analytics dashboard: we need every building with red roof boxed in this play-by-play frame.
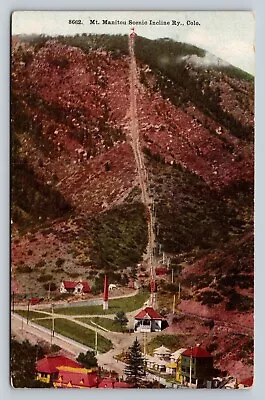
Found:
[53,366,98,388]
[134,307,163,332]
[98,378,133,389]
[36,355,82,385]
[180,344,214,388]
[182,346,212,358]
[60,280,91,295]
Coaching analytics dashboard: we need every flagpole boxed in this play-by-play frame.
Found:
[189,349,192,388]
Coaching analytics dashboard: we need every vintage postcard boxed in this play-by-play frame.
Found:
[10,11,254,389]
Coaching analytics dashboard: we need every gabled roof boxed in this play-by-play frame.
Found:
[55,366,98,388]
[154,345,171,355]
[36,355,81,373]
[145,355,167,366]
[182,345,212,358]
[98,378,133,388]
[134,307,163,320]
[171,348,186,360]
[62,281,91,293]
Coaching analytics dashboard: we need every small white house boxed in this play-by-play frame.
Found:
[134,307,163,332]
[60,280,90,295]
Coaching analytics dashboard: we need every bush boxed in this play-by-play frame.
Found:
[206,343,218,353]
[53,292,72,301]
[55,258,65,268]
[37,274,53,283]
[226,292,253,312]
[35,260,46,269]
[67,272,80,278]
[43,282,57,291]
[16,265,33,273]
[197,290,223,307]
[50,344,61,353]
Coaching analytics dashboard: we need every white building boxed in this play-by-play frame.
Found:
[134,307,163,332]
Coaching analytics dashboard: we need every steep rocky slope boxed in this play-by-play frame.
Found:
[11,33,254,379]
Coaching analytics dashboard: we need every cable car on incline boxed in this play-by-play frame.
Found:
[130,27,137,38]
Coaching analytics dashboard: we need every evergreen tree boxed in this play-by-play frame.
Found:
[124,338,145,387]
[76,350,98,369]
[114,311,128,331]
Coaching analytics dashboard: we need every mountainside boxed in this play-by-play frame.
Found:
[11,33,254,378]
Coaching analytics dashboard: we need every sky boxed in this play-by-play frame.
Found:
[12,11,255,74]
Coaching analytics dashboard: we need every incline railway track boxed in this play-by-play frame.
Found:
[128,35,156,293]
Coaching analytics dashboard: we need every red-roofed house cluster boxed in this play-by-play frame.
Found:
[36,355,133,389]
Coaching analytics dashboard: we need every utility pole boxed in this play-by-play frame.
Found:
[26,300,30,325]
[143,331,147,355]
[162,252,165,265]
[12,291,15,314]
[48,282,51,302]
[171,268,174,283]
[51,303,55,345]
[95,331,98,355]
[172,294,176,314]
[189,351,193,388]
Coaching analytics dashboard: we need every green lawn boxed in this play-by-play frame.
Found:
[146,334,184,356]
[15,310,50,320]
[77,317,125,332]
[45,290,149,316]
[15,312,112,353]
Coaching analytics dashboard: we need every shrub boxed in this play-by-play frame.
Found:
[197,290,223,307]
[16,265,33,273]
[37,274,53,283]
[67,272,80,278]
[43,282,57,291]
[35,260,46,269]
[55,258,65,268]
[206,343,218,353]
[53,292,72,301]
[50,344,61,353]
[226,292,253,312]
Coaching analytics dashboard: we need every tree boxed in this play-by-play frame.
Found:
[124,338,145,387]
[114,311,128,331]
[10,338,49,388]
[76,351,98,369]
[105,161,111,172]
